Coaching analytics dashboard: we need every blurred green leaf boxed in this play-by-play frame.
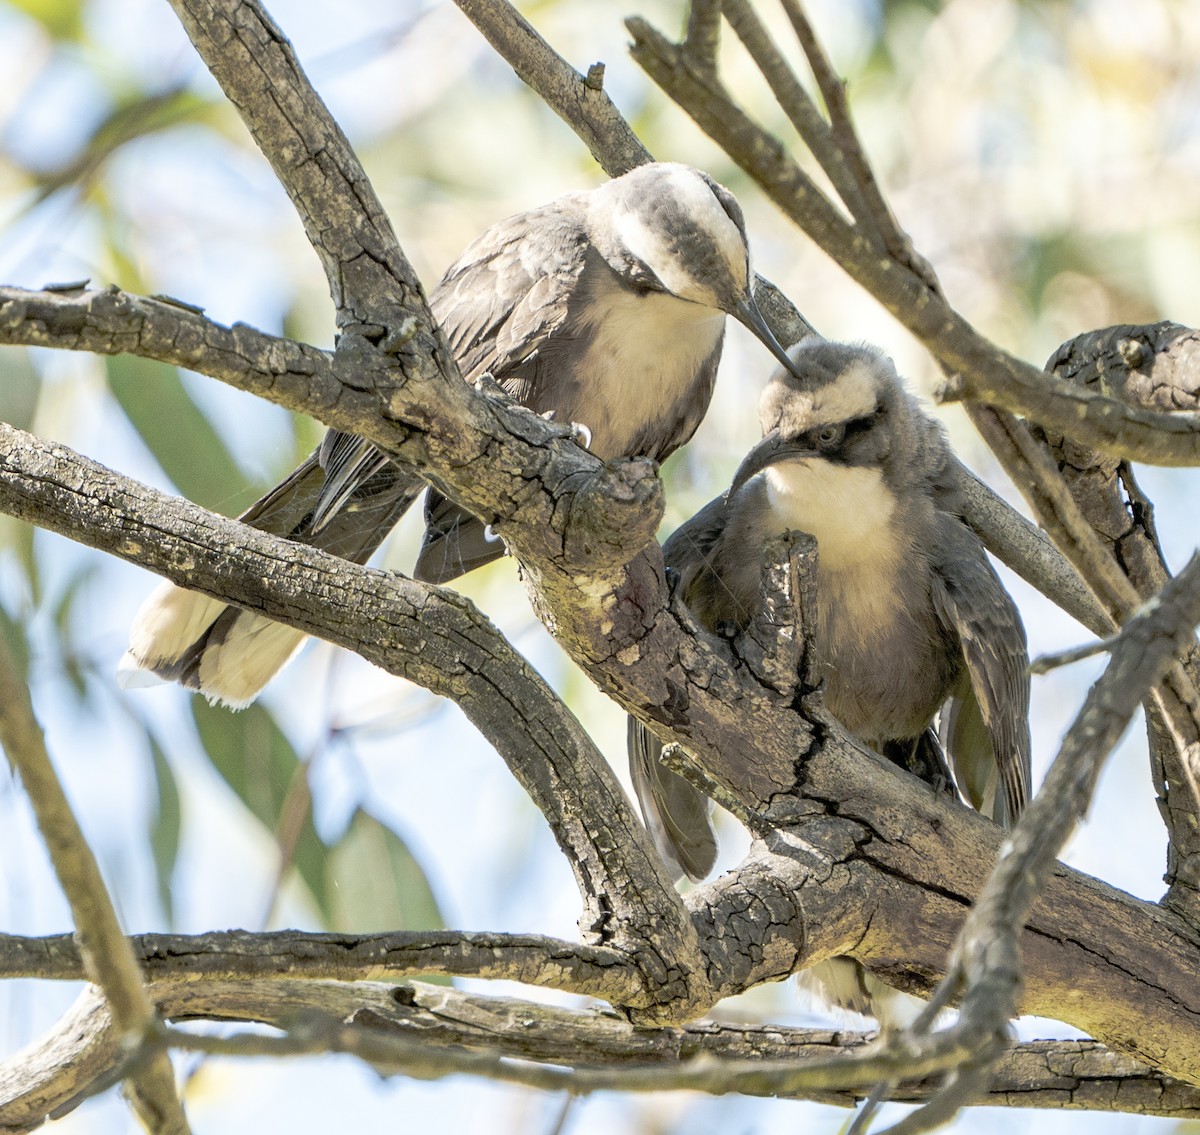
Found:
[0,601,31,686]
[0,348,41,431]
[327,808,443,932]
[147,732,181,926]
[105,354,250,511]
[7,0,84,40]
[32,87,220,201]
[191,699,332,922]
[50,562,97,700]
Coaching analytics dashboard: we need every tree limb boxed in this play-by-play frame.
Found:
[0,420,704,999]
[0,627,189,1132]
[9,980,1198,1127]
[626,14,1200,467]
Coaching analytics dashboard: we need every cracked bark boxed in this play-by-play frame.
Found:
[1039,323,1200,920]
[4,981,1196,1130]
[3,423,1200,1086]
[3,0,1200,1124]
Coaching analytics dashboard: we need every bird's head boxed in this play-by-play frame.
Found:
[728,341,937,549]
[591,162,807,379]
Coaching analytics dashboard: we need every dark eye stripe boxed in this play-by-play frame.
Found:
[844,411,877,437]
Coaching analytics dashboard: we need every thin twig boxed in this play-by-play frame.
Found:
[779,0,917,272]
[684,0,723,73]
[454,0,651,174]
[0,633,189,1131]
[720,0,876,241]
[1030,637,1114,675]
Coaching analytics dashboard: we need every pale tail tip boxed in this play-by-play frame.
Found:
[116,652,165,691]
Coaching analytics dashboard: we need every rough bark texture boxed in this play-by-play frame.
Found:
[3,0,1200,1127]
[1041,323,1200,918]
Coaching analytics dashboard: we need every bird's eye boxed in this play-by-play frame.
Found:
[816,424,844,449]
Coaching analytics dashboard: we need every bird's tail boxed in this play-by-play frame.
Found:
[120,437,422,707]
[626,717,717,883]
[799,959,928,1032]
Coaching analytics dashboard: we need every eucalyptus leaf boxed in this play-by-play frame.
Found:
[190,699,332,923]
[327,808,443,933]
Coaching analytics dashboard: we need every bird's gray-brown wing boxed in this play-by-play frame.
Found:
[930,515,1031,825]
[413,197,591,582]
[242,434,422,566]
[626,495,736,882]
[429,195,590,395]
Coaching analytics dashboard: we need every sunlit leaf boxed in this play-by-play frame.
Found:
[105,354,251,511]
[190,699,332,922]
[147,731,181,925]
[327,808,443,933]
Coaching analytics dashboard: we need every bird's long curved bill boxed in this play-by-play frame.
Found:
[734,296,806,381]
[726,429,813,499]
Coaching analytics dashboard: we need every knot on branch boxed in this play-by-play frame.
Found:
[555,455,664,574]
[734,530,818,701]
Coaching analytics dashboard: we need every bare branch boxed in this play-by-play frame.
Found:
[11,976,1198,1125]
[625,15,1200,467]
[0,631,188,1131]
[720,0,876,245]
[1042,322,1200,916]
[870,554,1200,1130]
[0,283,333,392]
[0,422,706,994]
[166,0,422,335]
[950,462,1110,637]
[0,929,636,999]
[453,0,651,175]
[778,0,916,271]
[683,0,722,74]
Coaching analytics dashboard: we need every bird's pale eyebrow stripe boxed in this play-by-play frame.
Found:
[810,360,878,422]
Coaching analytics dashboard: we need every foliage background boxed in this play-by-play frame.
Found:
[1,0,1199,1130]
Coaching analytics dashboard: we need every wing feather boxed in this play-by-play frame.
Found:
[930,517,1031,824]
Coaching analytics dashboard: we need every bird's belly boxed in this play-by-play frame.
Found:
[558,291,725,460]
[816,572,958,744]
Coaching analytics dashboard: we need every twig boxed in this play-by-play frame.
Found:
[625,15,1200,466]
[0,629,189,1131]
[779,0,916,272]
[720,0,875,240]
[684,0,722,73]
[1029,637,1113,675]
[453,0,651,174]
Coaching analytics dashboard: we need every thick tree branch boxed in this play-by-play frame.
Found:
[1042,322,1200,916]
[0,930,636,999]
[3,411,1200,1071]
[0,630,189,1132]
[0,421,705,1001]
[9,979,1195,1128]
[165,0,423,336]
